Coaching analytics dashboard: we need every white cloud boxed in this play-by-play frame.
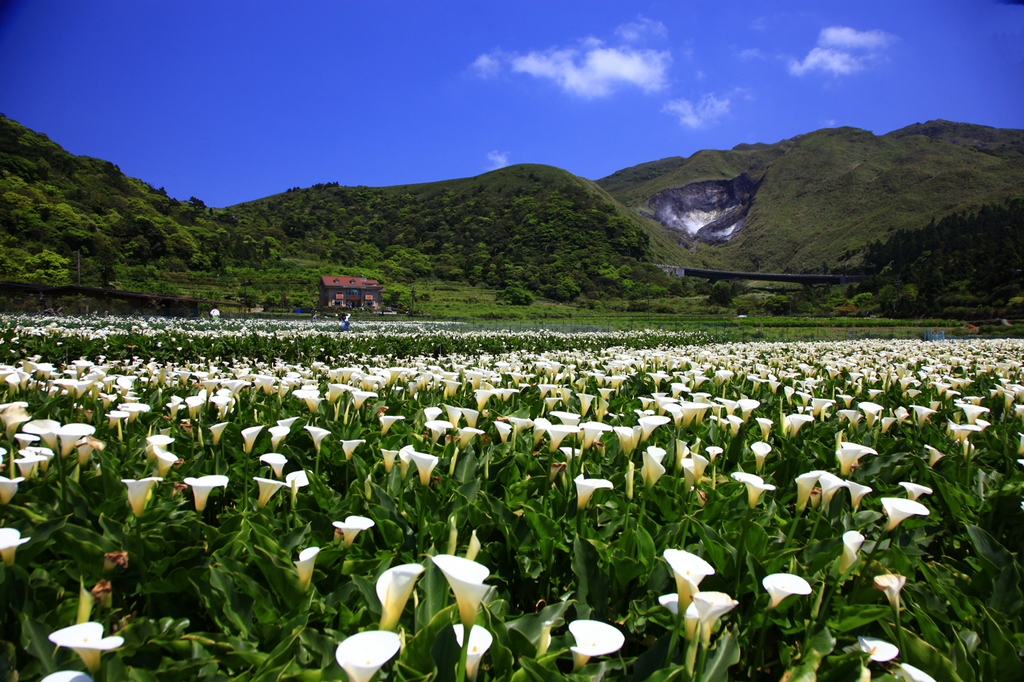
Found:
[819,26,893,50]
[486,150,510,170]
[662,94,730,129]
[470,30,671,99]
[737,48,765,60]
[789,26,896,76]
[470,53,503,79]
[510,45,670,98]
[615,16,667,42]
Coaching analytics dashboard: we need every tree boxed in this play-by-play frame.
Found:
[708,281,734,307]
[496,285,534,306]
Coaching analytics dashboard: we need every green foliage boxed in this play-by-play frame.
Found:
[860,198,1024,318]
[599,122,1024,273]
[707,281,734,307]
[495,285,534,306]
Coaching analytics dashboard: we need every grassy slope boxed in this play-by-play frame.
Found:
[598,122,1024,272]
[373,164,688,265]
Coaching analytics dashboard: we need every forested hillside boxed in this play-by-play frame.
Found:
[0,115,681,305]
[858,199,1024,317]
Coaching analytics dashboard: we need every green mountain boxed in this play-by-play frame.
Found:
[0,115,684,305]
[3,112,1024,313]
[227,165,687,302]
[597,121,1024,273]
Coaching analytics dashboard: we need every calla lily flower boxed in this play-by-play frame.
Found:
[253,477,287,508]
[755,417,773,441]
[613,425,642,456]
[22,418,60,450]
[259,453,288,477]
[546,424,578,452]
[642,446,667,489]
[881,497,930,530]
[858,401,884,427]
[913,403,937,425]
[784,413,814,437]
[121,477,162,518]
[795,470,825,513]
[453,624,493,680]
[731,472,775,508]
[568,620,625,670]
[677,402,711,429]
[341,439,365,460]
[335,630,401,682]
[494,421,512,443]
[840,530,865,573]
[457,427,485,450]
[663,548,715,605]
[47,622,124,673]
[0,475,25,505]
[333,515,375,547]
[294,546,320,591]
[305,425,330,453]
[408,449,439,485]
[817,472,849,507]
[691,591,739,646]
[380,415,404,435]
[209,422,230,445]
[858,636,899,662]
[268,425,290,449]
[836,442,877,476]
[581,419,610,446]
[432,554,490,633]
[183,475,229,512]
[762,573,812,608]
[899,481,933,500]
[638,414,671,442]
[57,423,95,457]
[874,573,907,611]
[424,419,453,445]
[240,425,264,454]
[846,481,872,511]
[377,563,426,630]
[153,448,178,477]
[750,441,772,473]
[2,403,31,438]
[0,527,30,566]
[574,474,613,510]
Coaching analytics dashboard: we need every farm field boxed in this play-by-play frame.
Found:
[0,316,1022,682]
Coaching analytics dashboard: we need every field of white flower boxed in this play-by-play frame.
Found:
[1,319,1022,682]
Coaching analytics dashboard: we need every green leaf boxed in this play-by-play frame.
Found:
[965,525,1014,574]
[902,630,966,682]
[430,623,460,682]
[572,536,607,620]
[416,555,449,631]
[404,605,457,676]
[832,605,889,633]
[702,627,741,682]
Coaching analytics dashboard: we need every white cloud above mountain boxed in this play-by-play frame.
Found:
[470,29,671,98]
[789,26,896,76]
[662,93,730,128]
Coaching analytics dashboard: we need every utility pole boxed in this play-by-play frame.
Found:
[77,250,81,286]
[411,284,416,315]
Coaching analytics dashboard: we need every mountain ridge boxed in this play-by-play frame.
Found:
[596,120,1024,272]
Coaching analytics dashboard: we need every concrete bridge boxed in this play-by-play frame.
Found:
[656,265,871,286]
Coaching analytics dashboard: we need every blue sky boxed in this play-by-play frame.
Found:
[1,1,1022,207]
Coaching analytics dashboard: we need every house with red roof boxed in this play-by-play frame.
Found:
[318,275,385,311]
